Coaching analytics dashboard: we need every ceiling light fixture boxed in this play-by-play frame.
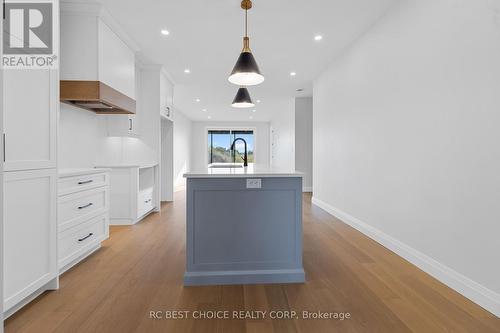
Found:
[196,98,200,102]
[208,115,212,119]
[184,69,191,74]
[256,99,261,103]
[228,0,264,86]
[290,72,297,76]
[161,29,170,36]
[252,109,256,113]
[232,87,255,108]
[314,35,323,41]
[202,108,207,112]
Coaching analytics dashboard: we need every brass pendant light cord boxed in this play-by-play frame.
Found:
[245,8,248,37]
[241,0,252,52]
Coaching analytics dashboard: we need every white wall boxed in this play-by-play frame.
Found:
[174,111,192,189]
[270,99,295,170]
[190,121,270,171]
[295,97,313,191]
[313,0,500,316]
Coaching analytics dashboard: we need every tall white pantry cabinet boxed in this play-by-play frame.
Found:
[2,60,59,318]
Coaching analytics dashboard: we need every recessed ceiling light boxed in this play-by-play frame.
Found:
[208,115,212,119]
[196,98,200,102]
[252,109,256,113]
[290,72,297,77]
[314,35,323,41]
[161,29,170,36]
[184,69,191,74]
[202,108,207,112]
[256,99,261,103]
[249,115,254,119]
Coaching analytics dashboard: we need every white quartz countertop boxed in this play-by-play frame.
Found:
[58,167,112,177]
[94,163,158,169]
[184,164,303,178]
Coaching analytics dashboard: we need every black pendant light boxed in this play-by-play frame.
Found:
[228,0,264,86]
[232,87,255,108]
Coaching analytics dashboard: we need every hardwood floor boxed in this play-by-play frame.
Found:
[5,192,499,333]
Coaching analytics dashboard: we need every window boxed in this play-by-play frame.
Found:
[207,129,254,165]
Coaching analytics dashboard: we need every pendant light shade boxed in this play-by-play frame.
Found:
[232,87,255,108]
[228,0,264,86]
[229,39,264,86]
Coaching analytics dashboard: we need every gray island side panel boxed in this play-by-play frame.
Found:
[185,177,304,285]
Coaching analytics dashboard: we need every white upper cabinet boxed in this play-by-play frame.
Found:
[105,114,139,137]
[60,14,98,81]
[98,21,136,99]
[103,65,141,137]
[3,69,57,171]
[160,73,174,121]
[60,3,136,100]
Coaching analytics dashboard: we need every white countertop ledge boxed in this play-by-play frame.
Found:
[58,168,112,177]
[94,163,158,169]
[184,164,303,178]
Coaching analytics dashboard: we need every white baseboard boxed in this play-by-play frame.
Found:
[311,196,500,318]
[303,186,312,193]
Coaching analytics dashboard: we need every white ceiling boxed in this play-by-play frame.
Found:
[85,0,397,121]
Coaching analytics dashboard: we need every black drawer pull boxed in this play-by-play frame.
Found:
[78,233,93,242]
[78,180,93,185]
[144,199,152,203]
[78,203,93,209]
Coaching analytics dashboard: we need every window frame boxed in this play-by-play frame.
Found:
[205,126,257,166]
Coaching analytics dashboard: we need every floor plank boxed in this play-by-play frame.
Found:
[5,192,499,333]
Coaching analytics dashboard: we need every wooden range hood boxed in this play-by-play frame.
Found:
[60,80,136,114]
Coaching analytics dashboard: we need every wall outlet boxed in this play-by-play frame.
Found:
[246,178,262,189]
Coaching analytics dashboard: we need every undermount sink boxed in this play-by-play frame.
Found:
[208,164,243,169]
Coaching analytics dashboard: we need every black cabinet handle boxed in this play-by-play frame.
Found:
[78,180,93,185]
[78,233,93,242]
[129,118,133,131]
[145,199,152,203]
[78,203,93,209]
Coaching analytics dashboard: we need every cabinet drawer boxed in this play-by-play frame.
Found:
[58,187,108,231]
[58,172,108,195]
[58,214,108,268]
[137,188,154,218]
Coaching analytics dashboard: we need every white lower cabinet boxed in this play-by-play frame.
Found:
[58,172,108,196]
[58,187,108,231]
[3,169,58,313]
[57,169,111,273]
[95,164,159,225]
[58,214,109,269]
[138,187,154,218]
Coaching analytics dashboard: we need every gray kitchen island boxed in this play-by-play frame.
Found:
[183,165,304,286]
